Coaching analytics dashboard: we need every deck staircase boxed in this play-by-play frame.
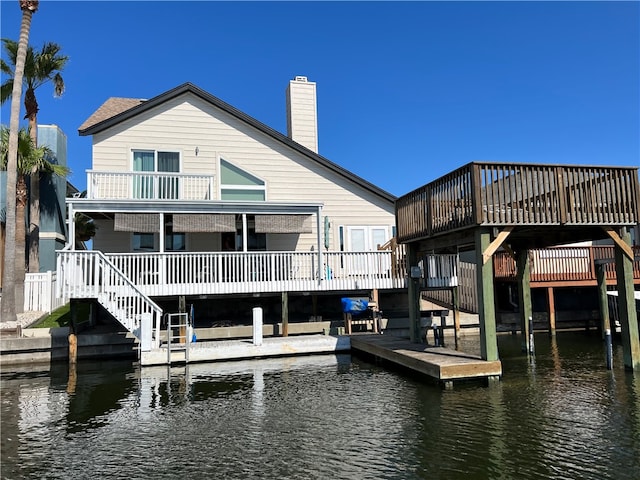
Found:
[57,250,163,350]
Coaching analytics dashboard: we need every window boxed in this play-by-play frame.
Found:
[133,150,180,199]
[220,159,265,201]
[132,216,185,252]
[165,219,186,251]
[346,226,390,251]
[133,233,155,251]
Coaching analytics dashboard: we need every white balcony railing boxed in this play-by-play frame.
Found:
[87,170,215,201]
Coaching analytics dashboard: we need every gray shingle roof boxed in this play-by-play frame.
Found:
[78,83,396,203]
[78,97,144,132]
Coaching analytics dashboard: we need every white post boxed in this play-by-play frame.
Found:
[253,307,263,346]
[141,313,152,352]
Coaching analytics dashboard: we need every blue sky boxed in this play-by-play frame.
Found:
[1,1,638,196]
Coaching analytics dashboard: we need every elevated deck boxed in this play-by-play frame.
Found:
[350,334,502,387]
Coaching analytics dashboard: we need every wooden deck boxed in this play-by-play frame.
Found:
[350,334,502,387]
[396,162,639,249]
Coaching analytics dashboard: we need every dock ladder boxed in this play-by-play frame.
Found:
[165,313,190,364]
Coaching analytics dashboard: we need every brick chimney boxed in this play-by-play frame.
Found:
[286,76,318,153]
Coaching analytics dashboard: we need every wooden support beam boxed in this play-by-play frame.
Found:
[546,287,556,337]
[452,286,460,347]
[603,226,635,261]
[596,264,610,339]
[482,227,514,264]
[69,300,78,365]
[407,243,421,343]
[614,231,640,370]
[282,292,289,337]
[476,228,499,361]
[516,249,533,353]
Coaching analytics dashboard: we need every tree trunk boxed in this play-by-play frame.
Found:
[28,170,40,273]
[1,4,35,322]
[15,175,28,313]
[27,104,39,273]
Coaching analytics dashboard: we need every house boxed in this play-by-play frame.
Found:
[59,77,407,347]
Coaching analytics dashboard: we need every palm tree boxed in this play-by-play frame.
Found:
[1,126,69,311]
[1,39,68,272]
[1,0,38,322]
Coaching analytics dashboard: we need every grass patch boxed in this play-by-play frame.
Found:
[32,302,91,329]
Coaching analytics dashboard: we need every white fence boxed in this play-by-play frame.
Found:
[24,271,67,313]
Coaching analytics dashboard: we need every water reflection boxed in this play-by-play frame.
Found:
[1,334,640,480]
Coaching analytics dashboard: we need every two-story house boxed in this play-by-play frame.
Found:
[58,77,407,349]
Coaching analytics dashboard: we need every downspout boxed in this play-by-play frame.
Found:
[317,206,323,283]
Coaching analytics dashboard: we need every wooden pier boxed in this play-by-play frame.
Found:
[350,334,502,387]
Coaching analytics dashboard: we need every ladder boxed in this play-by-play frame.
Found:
[165,313,190,364]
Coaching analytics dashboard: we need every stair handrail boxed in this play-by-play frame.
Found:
[57,250,163,348]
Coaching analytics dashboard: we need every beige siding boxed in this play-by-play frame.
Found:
[91,92,395,252]
[286,78,318,153]
[92,220,131,252]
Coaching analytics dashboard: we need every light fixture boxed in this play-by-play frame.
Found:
[195,147,199,156]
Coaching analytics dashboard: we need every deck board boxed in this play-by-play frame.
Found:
[350,334,502,384]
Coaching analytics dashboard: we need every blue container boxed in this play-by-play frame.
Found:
[341,298,368,315]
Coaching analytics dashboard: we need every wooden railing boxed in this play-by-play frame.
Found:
[396,162,640,242]
[494,245,640,285]
[87,170,215,201]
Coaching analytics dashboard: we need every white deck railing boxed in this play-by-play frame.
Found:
[58,250,406,298]
[87,170,215,200]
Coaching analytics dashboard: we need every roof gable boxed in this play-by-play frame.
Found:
[78,82,396,203]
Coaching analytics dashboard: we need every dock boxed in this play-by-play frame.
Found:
[140,334,350,366]
[350,334,502,387]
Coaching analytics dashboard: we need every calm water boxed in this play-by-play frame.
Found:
[1,332,639,480]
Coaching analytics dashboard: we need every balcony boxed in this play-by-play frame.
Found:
[87,170,215,201]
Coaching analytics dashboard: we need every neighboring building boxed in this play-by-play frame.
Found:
[1,124,74,289]
[60,77,407,343]
[37,125,73,272]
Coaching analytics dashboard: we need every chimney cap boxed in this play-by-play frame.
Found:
[294,76,308,82]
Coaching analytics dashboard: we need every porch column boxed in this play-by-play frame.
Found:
[68,202,75,249]
[241,214,248,252]
[406,243,421,343]
[475,228,499,362]
[516,249,533,353]
[159,213,165,252]
[614,228,640,370]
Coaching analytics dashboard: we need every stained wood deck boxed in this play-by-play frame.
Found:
[350,334,502,386]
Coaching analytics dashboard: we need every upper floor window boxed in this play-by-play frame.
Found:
[220,158,265,201]
[133,150,180,199]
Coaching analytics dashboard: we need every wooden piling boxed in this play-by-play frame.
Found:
[282,291,289,337]
[546,287,556,337]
